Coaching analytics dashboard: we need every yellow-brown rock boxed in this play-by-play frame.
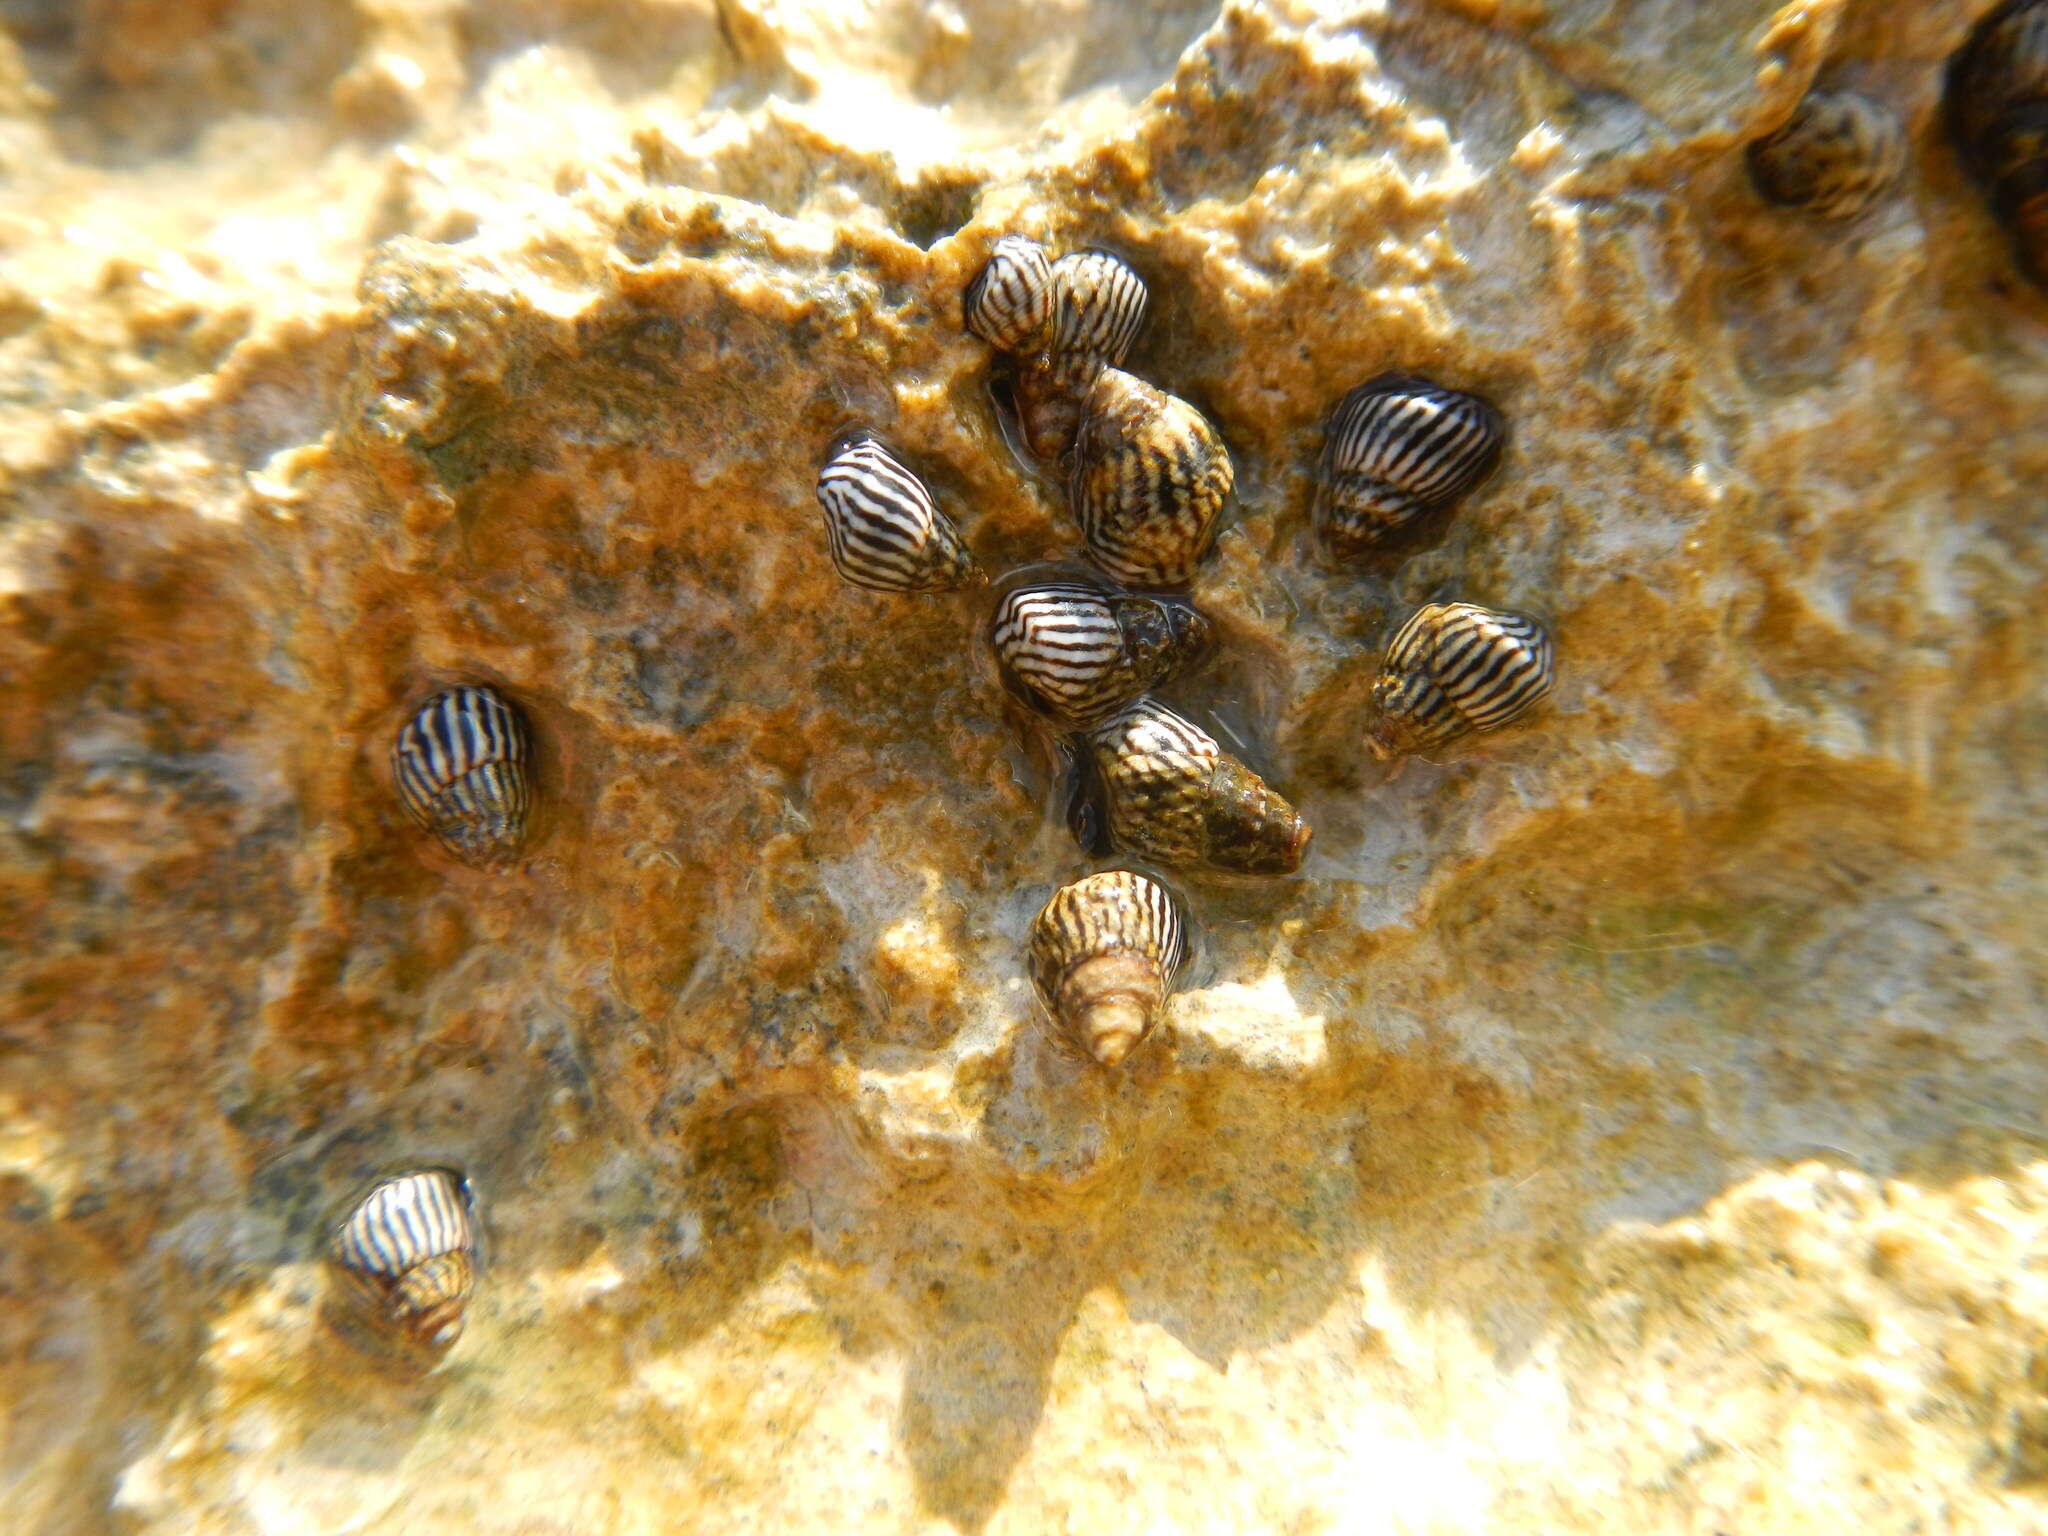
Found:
[2,1,2045,1533]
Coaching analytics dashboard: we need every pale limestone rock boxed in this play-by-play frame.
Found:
[2,0,2047,1533]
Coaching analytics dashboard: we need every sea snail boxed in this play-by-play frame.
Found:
[815,431,982,593]
[1365,603,1555,760]
[1029,870,1187,1066]
[1945,0,2048,289]
[966,240,1150,460]
[393,684,534,868]
[989,580,1210,728]
[1075,697,1311,876]
[1070,368,1234,589]
[327,1169,478,1354]
[1314,376,1505,563]
[1746,89,1905,220]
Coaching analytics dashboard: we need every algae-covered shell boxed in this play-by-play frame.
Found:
[1746,89,1905,219]
[393,685,534,868]
[1366,603,1555,760]
[1314,376,1504,563]
[964,235,1055,354]
[989,581,1209,727]
[1080,697,1311,876]
[328,1169,478,1353]
[1029,870,1187,1066]
[815,432,982,593]
[1945,0,2048,289]
[1070,369,1233,589]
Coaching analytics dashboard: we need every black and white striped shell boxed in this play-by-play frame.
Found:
[1315,376,1505,562]
[989,582,1210,728]
[393,685,534,867]
[1014,249,1149,460]
[964,236,1055,354]
[815,432,982,593]
[1366,603,1555,760]
[1746,89,1905,219]
[1070,369,1234,589]
[1029,871,1187,1066]
[1078,698,1311,876]
[328,1169,477,1352]
[1945,0,2048,289]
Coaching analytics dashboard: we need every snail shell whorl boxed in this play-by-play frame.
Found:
[815,433,982,593]
[1945,0,2048,288]
[329,1170,478,1352]
[1746,89,1905,219]
[1082,698,1311,876]
[965,236,1055,353]
[1030,871,1187,1066]
[989,582,1209,727]
[392,685,534,868]
[1366,603,1555,760]
[1070,369,1234,589]
[1316,377,1504,562]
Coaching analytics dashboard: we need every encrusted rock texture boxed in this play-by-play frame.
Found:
[3,0,2046,1531]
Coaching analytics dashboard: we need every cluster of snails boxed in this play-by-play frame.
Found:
[1746,1,2046,291]
[812,234,1557,1067]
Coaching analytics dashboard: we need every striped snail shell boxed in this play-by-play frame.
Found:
[1945,0,2048,289]
[328,1169,478,1352]
[964,235,1055,354]
[1070,369,1234,589]
[1746,89,1905,219]
[1014,248,1149,460]
[1079,697,1311,876]
[1029,871,1187,1066]
[1315,376,1505,562]
[815,432,982,593]
[393,685,534,868]
[1366,603,1555,760]
[989,581,1210,727]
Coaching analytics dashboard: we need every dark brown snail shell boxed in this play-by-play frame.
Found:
[1746,89,1905,220]
[1365,603,1555,760]
[1029,870,1187,1066]
[1069,368,1233,589]
[1078,698,1311,876]
[1946,0,2048,288]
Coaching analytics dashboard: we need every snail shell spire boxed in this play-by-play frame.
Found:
[1029,870,1187,1066]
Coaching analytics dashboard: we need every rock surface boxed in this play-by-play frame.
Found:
[3,0,2046,1531]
